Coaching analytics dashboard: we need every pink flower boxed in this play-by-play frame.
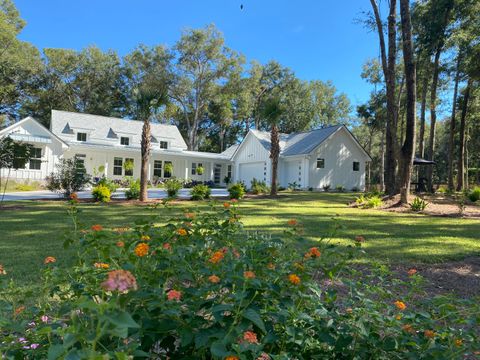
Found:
[30,344,40,349]
[101,270,138,292]
[41,315,49,323]
[167,289,182,301]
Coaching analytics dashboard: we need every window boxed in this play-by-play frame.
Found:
[353,161,360,171]
[164,161,172,178]
[120,137,130,146]
[77,132,87,142]
[191,162,197,175]
[113,157,123,176]
[153,160,163,177]
[124,158,134,176]
[75,154,86,174]
[160,141,168,149]
[29,148,42,170]
[316,158,325,169]
[214,164,222,184]
[227,165,232,179]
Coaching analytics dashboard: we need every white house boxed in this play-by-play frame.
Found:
[0,110,370,190]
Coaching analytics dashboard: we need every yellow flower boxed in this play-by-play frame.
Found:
[94,262,109,269]
[455,339,463,347]
[134,243,149,257]
[141,235,151,241]
[177,228,187,236]
[394,300,406,311]
[288,274,301,285]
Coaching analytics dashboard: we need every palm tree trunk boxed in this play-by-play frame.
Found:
[140,119,151,202]
[270,124,280,196]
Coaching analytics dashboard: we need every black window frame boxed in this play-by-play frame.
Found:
[191,162,197,175]
[153,160,162,177]
[160,141,168,149]
[316,158,325,169]
[353,161,360,171]
[120,137,130,146]
[77,132,87,142]
[113,157,123,176]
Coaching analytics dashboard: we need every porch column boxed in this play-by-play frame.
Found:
[210,162,214,181]
[148,162,151,180]
[104,154,109,178]
[184,159,188,180]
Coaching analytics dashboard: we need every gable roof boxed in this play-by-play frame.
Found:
[50,110,188,150]
[0,116,69,148]
[221,144,240,159]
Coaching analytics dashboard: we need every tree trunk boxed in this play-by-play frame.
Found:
[418,71,428,159]
[447,52,462,191]
[140,119,151,202]
[425,47,442,191]
[370,0,398,196]
[398,0,417,204]
[456,78,472,191]
[380,125,385,192]
[270,124,280,196]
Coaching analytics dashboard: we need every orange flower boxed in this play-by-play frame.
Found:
[288,274,301,285]
[407,268,417,276]
[231,199,238,203]
[225,357,239,360]
[223,202,231,208]
[267,263,275,270]
[395,314,402,320]
[394,300,406,311]
[141,235,151,241]
[91,224,103,231]
[402,324,414,333]
[355,235,365,243]
[306,247,321,258]
[424,330,435,339]
[184,212,195,219]
[209,251,225,264]
[134,243,149,257]
[94,262,109,269]
[116,241,125,248]
[346,307,353,314]
[163,242,172,250]
[14,306,25,316]
[287,219,298,226]
[208,275,220,283]
[244,271,256,279]
[0,264,6,275]
[177,228,187,236]
[232,249,240,258]
[243,330,259,344]
[44,256,56,264]
[454,339,463,347]
[101,269,137,292]
[69,192,78,202]
[167,289,182,301]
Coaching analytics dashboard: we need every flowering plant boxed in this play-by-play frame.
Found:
[0,200,478,359]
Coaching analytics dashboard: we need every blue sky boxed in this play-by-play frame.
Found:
[15,0,380,111]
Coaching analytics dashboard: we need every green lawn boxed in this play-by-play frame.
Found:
[1,192,479,285]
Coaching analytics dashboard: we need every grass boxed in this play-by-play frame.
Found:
[0,178,44,192]
[1,192,479,286]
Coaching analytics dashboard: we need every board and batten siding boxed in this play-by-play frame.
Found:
[233,132,271,186]
[307,127,368,190]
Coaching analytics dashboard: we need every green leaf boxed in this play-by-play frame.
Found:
[243,308,266,333]
[210,340,229,357]
[105,311,140,329]
[48,344,64,360]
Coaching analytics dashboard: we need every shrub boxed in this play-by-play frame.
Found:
[228,182,246,199]
[92,184,111,203]
[45,158,91,197]
[190,184,211,200]
[196,166,204,175]
[355,194,367,206]
[250,178,269,195]
[322,184,331,192]
[224,176,232,185]
[335,185,346,192]
[97,176,118,194]
[125,179,141,200]
[0,201,478,358]
[288,181,301,191]
[164,162,174,177]
[410,197,428,212]
[363,195,383,208]
[351,186,359,192]
[467,186,480,202]
[164,178,183,198]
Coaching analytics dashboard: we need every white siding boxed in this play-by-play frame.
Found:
[233,133,271,186]
[307,127,368,190]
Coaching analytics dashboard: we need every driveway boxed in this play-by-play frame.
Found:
[1,188,229,201]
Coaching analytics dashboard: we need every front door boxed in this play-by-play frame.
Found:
[214,164,222,185]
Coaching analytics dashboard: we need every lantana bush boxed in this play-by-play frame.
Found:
[0,197,478,359]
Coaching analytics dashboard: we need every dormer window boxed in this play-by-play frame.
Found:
[160,141,168,149]
[77,132,87,142]
[120,137,130,146]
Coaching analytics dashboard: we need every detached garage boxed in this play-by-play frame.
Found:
[238,162,266,186]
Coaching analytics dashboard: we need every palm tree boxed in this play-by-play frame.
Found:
[260,96,284,196]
